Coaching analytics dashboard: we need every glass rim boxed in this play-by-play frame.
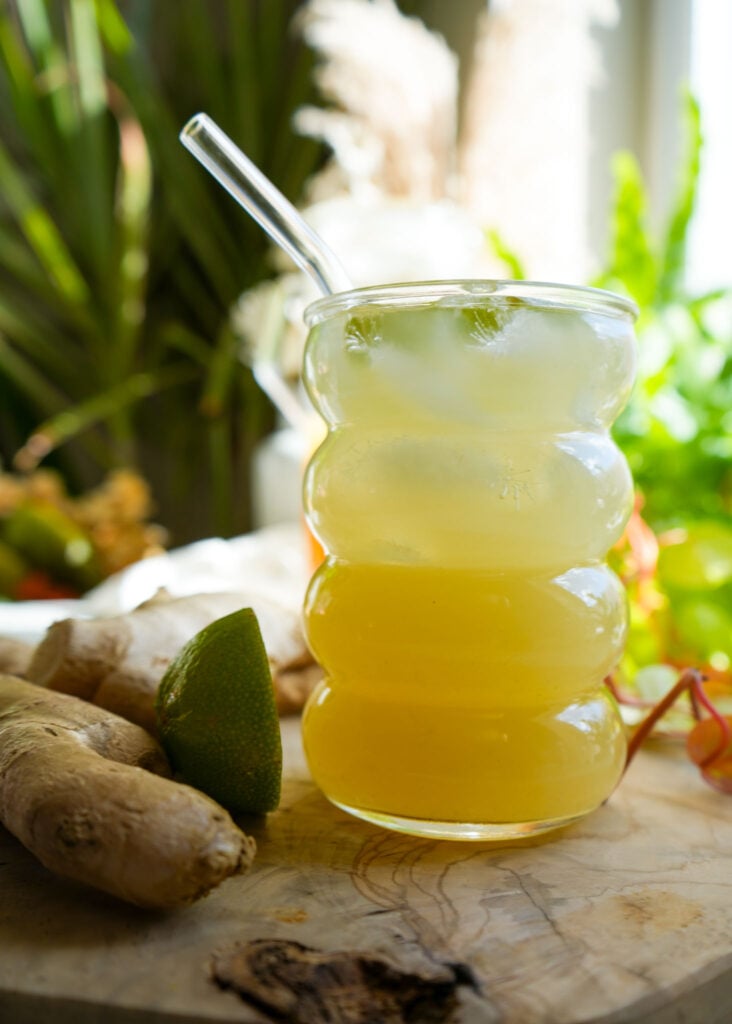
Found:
[304,279,639,326]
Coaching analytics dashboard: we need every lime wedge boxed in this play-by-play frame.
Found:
[156,609,282,814]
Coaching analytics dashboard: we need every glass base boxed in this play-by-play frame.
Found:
[330,798,588,842]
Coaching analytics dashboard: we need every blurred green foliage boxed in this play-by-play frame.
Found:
[594,92,732,530]
[593,92,732,691]
[0,0,324,541]
[490,91,732,689]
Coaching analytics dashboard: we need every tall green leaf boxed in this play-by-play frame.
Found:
[594,151,658,310]
[0,135,90,307]
[657,90,703,303]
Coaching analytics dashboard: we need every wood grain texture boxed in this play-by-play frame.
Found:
[0,719,730,1024]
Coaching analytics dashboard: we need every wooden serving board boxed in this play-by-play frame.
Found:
[0,718,730,1024]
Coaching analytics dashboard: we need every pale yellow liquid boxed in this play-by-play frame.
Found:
[302,299,635,837]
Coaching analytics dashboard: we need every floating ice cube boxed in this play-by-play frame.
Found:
[344,313,382,353]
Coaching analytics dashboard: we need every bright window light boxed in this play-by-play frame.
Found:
[687,1,732,292]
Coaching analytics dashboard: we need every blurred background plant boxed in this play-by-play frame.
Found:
[0,0,325,552]
[592,92,732,715]
[489,88,732,718]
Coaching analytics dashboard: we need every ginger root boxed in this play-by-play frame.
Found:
[0,675,255,908]
[0,636,34,677]
[27,589,319,732]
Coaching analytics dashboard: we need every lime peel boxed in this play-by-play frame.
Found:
[155,608,282,815]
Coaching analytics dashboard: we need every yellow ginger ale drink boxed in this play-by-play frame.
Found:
[301,281,638,839]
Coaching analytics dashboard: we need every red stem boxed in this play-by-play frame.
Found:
[624,668,704,770]
[604,675,656,709]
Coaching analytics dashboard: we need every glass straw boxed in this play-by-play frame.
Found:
[180,113,352,296]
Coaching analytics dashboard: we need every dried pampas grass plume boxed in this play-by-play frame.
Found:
[295,0,459,202]
[459,0,619,281]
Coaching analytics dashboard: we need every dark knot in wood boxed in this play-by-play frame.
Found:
[210,937,475,1023]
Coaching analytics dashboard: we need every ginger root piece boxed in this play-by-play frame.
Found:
[275,663,324,717]
[0,675,256,908]
[27,590,317,732]
[0,636,34,677]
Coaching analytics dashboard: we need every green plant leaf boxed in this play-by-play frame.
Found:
[93,0,133,55]
[0,333,68,413]
[68,0,115,285]
[595,151,658,309]
[15,0,78,135]
[109,106,151,377]
[486,229,526,280]
[0,136,90,307]
[14,364,198,471]
[658,522,732,592]
[0,289,79,387]
[200,323,237,420]
[658,90,702,303]
[674,598,732,663]
[0,7,63,170]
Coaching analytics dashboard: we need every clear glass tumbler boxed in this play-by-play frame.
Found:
[301,280,638,840]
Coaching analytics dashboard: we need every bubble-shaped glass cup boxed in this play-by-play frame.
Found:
[301,280,638,840]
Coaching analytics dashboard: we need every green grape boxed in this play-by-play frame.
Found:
[658,521,732,592]
[673,598,732,664]
[623,607,665,673]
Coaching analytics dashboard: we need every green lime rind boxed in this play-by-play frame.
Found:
[2,500,101,591]
[155,608,282,815]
